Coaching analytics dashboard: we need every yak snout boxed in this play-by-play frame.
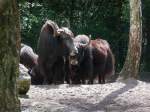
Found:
[70,48,79,65]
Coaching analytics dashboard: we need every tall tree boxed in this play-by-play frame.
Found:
[0,0,21,111]
[119,0,142,79]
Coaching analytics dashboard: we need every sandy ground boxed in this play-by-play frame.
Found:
[20,79,150,112]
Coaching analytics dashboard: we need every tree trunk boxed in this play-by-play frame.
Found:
[119,0,142,79]
[0,0,21,112]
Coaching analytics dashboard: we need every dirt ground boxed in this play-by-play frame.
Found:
[20,79,150,112]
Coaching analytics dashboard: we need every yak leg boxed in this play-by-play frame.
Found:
[81,78,86,84]
[52,57,65,84]
[71,70,81,84]
[72,77,81,84]
[87,61,94,84]
[46,57,57,84]
[38,58,53,84]
[98,71,105,84]
[38,60,49,84]
[99,74,105,84]
[88,68,94,84]
[87,49,94,84]
[98,58,107,84]
[98,74,101,84]
[101,70,106,84]
[80,73,85,84]
[30,65,44,85]
[102,74,105,84]
[64,56,71,84]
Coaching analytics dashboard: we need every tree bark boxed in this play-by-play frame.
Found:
[0,0,21,111]
[119,0,142,79]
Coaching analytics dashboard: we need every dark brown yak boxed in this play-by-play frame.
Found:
[37,20,78,84]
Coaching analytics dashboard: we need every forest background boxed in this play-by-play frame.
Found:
[19,0,150,73]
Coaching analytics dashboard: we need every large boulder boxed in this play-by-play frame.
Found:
[17,64,31,94]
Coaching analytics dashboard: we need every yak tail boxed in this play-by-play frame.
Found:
[105,49,115,76]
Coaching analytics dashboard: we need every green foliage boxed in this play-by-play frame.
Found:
[19,2,42,50]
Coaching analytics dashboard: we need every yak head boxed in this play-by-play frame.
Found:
[70,34,91,66]
[57,27,78,55]
[44,20,78,56]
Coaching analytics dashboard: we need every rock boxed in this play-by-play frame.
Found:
[17,64,31,95]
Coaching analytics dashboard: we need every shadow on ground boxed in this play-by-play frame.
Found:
[59,80,138,112]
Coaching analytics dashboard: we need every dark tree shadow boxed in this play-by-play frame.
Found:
[59,80,139,112]
[89,79,138,111]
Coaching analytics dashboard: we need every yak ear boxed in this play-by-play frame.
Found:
[46,20,59,37]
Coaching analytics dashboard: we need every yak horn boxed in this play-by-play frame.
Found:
[78,35,91,48]
[46,20,59,37]
[79,39,91,47]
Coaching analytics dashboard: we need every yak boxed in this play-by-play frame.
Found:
[20,43,38,70]
[70,35,115,84]
[20,43,43,84]
[37,20,78,84]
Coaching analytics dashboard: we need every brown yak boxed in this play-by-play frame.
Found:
[70,35,115,84]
